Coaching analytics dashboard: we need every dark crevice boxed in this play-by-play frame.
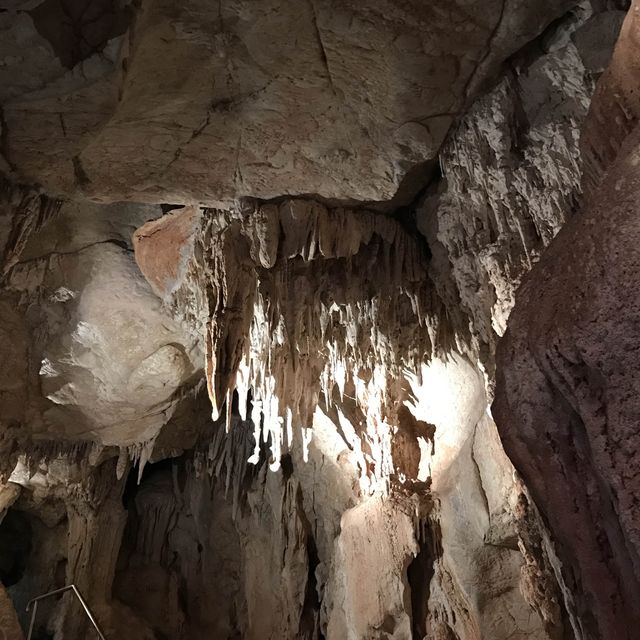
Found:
[0,104,16,172]
[407,531,436,640]
[9,238,132,274]
[28,0,132,70]
[281,452,294,481]
[0,508,33,587]
[58,113,67,137]
[508,71,531,162]
[308,0,336,95]
[122,456,175,508]
[507,5,588,74]
[239,157,443,220]
[72,155,91,187]
[461,0,507,106]
[166,100,216,170]
[160,204,186,214]
[297,486,325,640]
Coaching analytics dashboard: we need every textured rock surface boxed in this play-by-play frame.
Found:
[133,199,456,475]
[130,200,572,639]
[0,482,24,640]
[0,584,23,640]
[0,1,631,639]
[494,4,640,639]
[581,0,640,196]
[417,19,623,374]
[0,192,200,457]
[1,0,576,204]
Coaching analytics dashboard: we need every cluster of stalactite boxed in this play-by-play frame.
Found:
[163,200,466,486]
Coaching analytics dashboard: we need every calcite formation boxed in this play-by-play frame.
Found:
[0,1,633,639]
[134,199,457,488]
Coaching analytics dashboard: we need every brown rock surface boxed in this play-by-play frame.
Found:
[132,206,200,299]
[0,584,23,640]
[0,193,200,453]
[493,10,640,635]
[581,0,640,196]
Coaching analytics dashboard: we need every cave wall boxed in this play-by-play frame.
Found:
[1,0,577,204]
[0,1,632,639]
[493,3,640,638]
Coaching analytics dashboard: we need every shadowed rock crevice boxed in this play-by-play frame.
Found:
[0,509,32,588]
[407,533,436,640]
[28,0,132,70]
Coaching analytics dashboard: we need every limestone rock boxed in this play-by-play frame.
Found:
[0,2,630,640]
[493,6,640,637]
[418,34,597,375]
[2,0,575,204]
[0,193,200,456]
[0,583,23,640]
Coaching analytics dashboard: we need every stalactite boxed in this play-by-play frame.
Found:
[145,199,467,484]
[0,177,63,277]
[6,439,103,483]
[193,412,257,519]
[126,438,158,484]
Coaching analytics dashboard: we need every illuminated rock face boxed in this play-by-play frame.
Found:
[133,200,451,485]
[0,1,631,639]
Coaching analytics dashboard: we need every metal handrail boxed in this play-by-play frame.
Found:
[25,584,106,640]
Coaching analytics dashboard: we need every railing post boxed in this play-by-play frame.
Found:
[70,586,105,640]
[26,601,37,640]
[25,585,106,640]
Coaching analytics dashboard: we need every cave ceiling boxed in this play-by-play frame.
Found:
[0,1,636,639]
[2,0,575,205]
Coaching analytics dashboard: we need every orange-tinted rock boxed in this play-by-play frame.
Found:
[0,584,24,640]
[133,206,200,299]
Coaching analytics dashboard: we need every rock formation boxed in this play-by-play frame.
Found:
[0,0,633,639]
[493,3,640,638]
[1,0,578,204]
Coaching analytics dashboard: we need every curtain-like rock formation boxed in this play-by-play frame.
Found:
[133,200,457,483]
